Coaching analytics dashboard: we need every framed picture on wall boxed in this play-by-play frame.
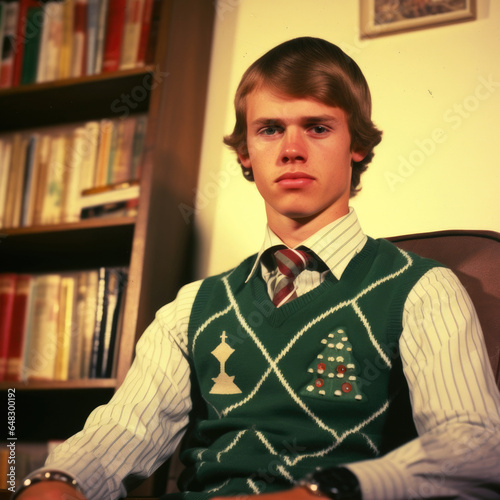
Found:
[360,0,477,38]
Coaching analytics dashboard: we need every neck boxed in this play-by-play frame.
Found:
[266,206,350,247]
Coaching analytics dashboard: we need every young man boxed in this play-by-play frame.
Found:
[16,37,500,500]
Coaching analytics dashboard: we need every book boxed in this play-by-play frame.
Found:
[24,274,62,380]
[61,129,83,223]
[11,0,42,87]
[88,267,106,378]
[0,136,13,228]
[136,0,152,67]
[0,1,18,87]
[78,121,100,191]
[143,0,160,66]
[0,274,16,380]
[4,274,32,382]
[40,134,66,224]
[36,1,63,83]
[92,0,108,74]
[110,115,136,183]
[80,180,139,210]
[3,134,28,228]
[85,0,100,75]
[71,0,87,78]
[54,275,75,380]
[101,0,126,72]
[20,3,44,85]
[93,119,114,186]
[99,269,122,377]
[119,0,144,70]
[80,197,138,219]
[130,114,147,179]
[20,134,40,227]
[58,0,74,79]
[74,270,98,378]
[31,133,52,226]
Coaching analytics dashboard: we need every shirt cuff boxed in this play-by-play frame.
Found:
[345,457,408,500]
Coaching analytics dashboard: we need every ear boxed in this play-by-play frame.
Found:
[351,150,366,163]
[238,151,252,169]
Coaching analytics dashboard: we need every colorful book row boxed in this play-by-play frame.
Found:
[0,114,146,229]
[0,268,128,382]
[0,0,161,88]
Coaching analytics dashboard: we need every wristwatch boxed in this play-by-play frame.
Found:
[11,470,82,499]
[299,466,362,500]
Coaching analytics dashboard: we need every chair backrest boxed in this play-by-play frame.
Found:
[389,230,500,388]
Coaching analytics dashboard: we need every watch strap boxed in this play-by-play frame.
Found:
[11,469,82,499]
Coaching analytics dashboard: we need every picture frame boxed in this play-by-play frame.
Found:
[360,0,477,38]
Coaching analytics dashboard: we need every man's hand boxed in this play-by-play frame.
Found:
[14,481,87,500]
[210,485,329,499]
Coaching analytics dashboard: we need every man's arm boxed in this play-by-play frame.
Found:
[345,267,500,499]
[15,280,202,500]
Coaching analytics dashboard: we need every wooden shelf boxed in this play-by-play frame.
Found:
[0,215,136,236]
[0,217,135,273]
[0,67,155,132]
[0,378,117,391]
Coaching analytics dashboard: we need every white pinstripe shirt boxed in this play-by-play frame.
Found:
[45,209,500,499]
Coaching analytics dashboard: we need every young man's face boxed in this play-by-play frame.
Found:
[238,87,364,232]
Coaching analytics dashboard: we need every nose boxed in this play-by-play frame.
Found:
[279,129,307,165]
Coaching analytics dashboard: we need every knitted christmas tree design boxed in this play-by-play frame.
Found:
[300,327,367,401]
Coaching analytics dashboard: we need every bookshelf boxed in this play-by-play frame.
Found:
[0,0,215,494]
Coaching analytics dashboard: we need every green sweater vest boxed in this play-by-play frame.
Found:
[177,238,442,498]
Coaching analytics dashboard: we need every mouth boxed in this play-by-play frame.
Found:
[275,171,315,188]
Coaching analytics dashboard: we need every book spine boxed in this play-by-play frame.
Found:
[41,1,63,83]
[0,137,13,228]
[89,267,106,378]
[0,274,17,381]
[85,0,100,75]
[119,0,143,70]
[71,0,88,78]
[24,274,61,381]
[5,275,32,382]
[101,0,126,73]
[20,4,44,85]
[0,2,19,88]
[135,0,152,67]
[54,275,75,381]
[58,0,74,79]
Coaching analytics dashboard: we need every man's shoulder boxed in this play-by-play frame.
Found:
[202,253,259,283]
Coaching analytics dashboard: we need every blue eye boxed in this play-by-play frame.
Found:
[260,125,283,136]
[311,126,327,134]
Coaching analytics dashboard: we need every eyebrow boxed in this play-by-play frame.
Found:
[250,115,340,127]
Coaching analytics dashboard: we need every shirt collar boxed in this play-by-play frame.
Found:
[245,208,367,282]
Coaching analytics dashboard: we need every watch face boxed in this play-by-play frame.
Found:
[312,467,361,500]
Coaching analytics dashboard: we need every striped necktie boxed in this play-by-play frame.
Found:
[272,248,311,307]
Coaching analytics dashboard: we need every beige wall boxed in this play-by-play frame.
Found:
[194,0,500,278]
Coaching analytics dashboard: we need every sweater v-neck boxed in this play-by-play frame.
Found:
[247,238,377,327]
